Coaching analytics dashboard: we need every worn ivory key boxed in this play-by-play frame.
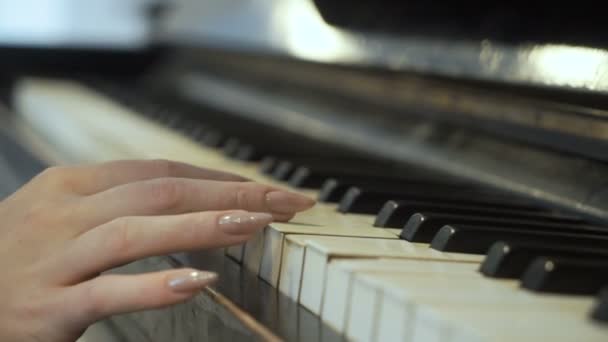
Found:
[349,269,606,342]
[321,258,481,333]
[413,300,608,342]
[285,235,482,316]
[243,205,400,282]
[346,270,517,342]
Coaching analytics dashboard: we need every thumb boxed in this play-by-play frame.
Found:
[65,268,217,326]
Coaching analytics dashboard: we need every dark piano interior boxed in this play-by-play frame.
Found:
[314,0,608,47]
[2,0,608,341]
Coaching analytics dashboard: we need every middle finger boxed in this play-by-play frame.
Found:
[75,178,315,231]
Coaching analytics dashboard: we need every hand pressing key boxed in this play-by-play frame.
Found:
[0,159,315,342]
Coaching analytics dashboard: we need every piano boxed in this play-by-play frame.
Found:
[2,0,608,341]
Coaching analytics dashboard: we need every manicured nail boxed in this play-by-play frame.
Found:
[218,211,273,234]
[168,270,218,293]
[265,191,315,213]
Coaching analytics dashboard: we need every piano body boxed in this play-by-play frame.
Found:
[2,0,608,341]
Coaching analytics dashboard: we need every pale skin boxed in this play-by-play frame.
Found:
[0,159,316,342]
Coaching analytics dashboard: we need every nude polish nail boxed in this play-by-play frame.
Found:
[168,270,218,293]
[265,191,315,213]
[218,211,273,234]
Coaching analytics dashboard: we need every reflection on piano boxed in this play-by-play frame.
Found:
[2,0,608,341]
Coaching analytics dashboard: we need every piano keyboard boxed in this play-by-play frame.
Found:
[12,77,608,341]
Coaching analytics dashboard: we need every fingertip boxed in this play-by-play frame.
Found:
[219,173,250,182]
[265,190,316,213]
[167,269,218,293]
[272,212,296,222]
[301,195,316,209]
[72,268,220,322]
[217,210,273,235]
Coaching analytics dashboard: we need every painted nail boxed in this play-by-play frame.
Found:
[168,270,218,293]
[265,191,315,213]
[218,211,273,234]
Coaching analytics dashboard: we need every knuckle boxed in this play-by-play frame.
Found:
[15,294,44,320]
[233,182,269,209]
[36,166,77,192]
[234,183,251,209]
[106,217,136,256]
[82,282,107,319]
[22,201,75,230]
[38,166,66,180]
[148,178,184,211]
[177,217,203,245]
[23,205,50,227]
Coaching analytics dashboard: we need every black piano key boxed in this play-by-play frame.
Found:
[338,187,381,214]
[289,167,405,190]
[157,114,180,128]
[260,156,279,174]
[169,116,191,131]
[480,241,608,278]
[318,176,449,203]
[338,187,454,214]
[318,178,347,202]
[288,166,328,189]
[234,144,263,161]
[521,257,608,295]
[293,164,460,191]
[430,225,608,254]
[289,165,419,190]
[283,160,400,188]
[272,160,297,181]
[201,130,225,147]
[400,212,603,243]
[591,288,608,323]
[222,138,242,158]
[174,118,199,135]
[338,186,534,215]
[187,125,207,140]
[374,199,580,228]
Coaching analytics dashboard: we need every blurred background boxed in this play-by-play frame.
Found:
[2,0,608,161]
[0,0,158,49]
[1,0,606,50]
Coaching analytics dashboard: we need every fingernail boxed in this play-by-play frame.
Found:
[265,191,315,213]
[168,270,218,293]
[218,211,273,234]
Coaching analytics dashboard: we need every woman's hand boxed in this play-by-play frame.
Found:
[0,159,315,342]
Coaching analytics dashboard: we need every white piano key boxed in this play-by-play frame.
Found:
[300,245,329,315]
[225,245,245,263]
[414,302,608,342]
[448,328,486,342]
[345,275,381,342]
[347,272,511,342]
[242,226,266,274]
[278,234,308,301]
[412,305,448,342]
[259,227,286,286]
[257,222,399,287]
[298,235,483,316]
[353,269,608,342]
[369,275,517,342]
[322,260,364,333]
[375,292,413,342]
[322,259,480,334]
